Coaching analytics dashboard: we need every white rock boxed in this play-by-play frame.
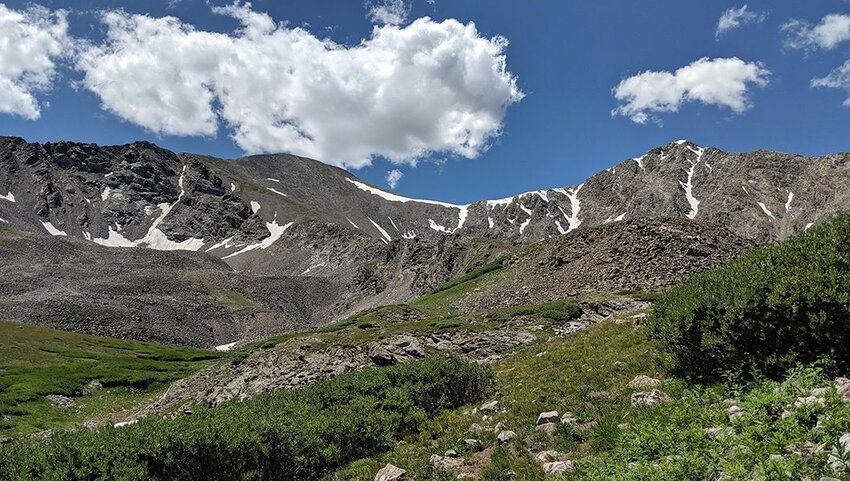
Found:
[542,461,575,475]
[631,389,670,407]
[430,454,463,471]
[497,430,516,444]
[537,411,560,426]
[534,450,562,463]
[627,375,662,389]
[480,400,501,413]
[560,412,578,425]
[375,464,406,481]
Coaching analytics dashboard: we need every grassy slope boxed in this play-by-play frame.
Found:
[0,321,226,435]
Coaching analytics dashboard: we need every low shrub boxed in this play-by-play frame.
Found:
[0,358,493,481]
[647,213,850,381]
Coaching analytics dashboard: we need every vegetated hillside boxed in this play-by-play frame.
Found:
[649,211,850,382]
[0,320,225,436]
[0,358,493,481]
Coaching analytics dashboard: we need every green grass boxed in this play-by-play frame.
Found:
[329,317,850,481]
[0,321,226,435]
[429,258,505,295]
[0,358,494,481]
[184,272,272,312]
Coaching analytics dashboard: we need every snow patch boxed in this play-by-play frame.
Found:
[632,154,647,170]
[267,187,288,197]
[41,221,67,236]
[368,217,392,243]
[346,178,469,232]
[488,216,494,229]
[785,192,794,213]
[266,178,280,183]
[554,220,567,234]
[215,341,238,352]
[0,192,15,202]
[230,182,237,192]
[401,230,416,239]
[387,216,400,231]
[553,184,583,233]
[222,219,294,259]
[250,201,261,214]
[614,212,626,222]
[0,217,7,224]
[346,217,360,229]
[429,219,450,233]
[679,146,705,219]
[206,236,237,252]
[519,204,533,217]
[757,202,776,220]
[805,222,814,231]
[519,217,531,234]
[94,166,205,251]
[114,420,137,428]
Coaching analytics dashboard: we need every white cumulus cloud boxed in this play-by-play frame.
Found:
[0,4,71,120]
[76,2,523,169]
[366,0,410,26]
[612,57,770,125]
[385,169,404,189]
[782,14,850,52]
[715,5,766,40]
[812,60,850,106]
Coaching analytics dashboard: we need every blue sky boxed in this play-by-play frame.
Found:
[2,1,850,203]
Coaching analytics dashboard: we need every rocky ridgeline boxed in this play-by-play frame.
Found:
[457,217,753,312]
[135,297,647,418]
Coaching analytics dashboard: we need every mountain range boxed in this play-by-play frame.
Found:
[1,136,847,347]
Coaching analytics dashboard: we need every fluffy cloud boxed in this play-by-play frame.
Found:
[385,169,404,188]
[366,0,410,26]
[812,60,850,106]
[715,5,766,40]
[612,57,770,124]
[782,14,850,52]
[76,3,523,169]
[0,4,71,120]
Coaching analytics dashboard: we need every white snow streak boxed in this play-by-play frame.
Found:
[387,216,400,231]
[267,187,288,197]
[401,230,416,239]
[429,219,450,233]
[757,201,776,220]
[805,222,814,231]
[346,177,469,232]
[614,212,626,222]
[679,146,704,219]
[346,217,360,229]
[785,192,794,213]
[519,217,531,234]
[266,178,281,183]
[222,219,294,259]
[368,217,392,243]
[206,236,236,252]
[554,220,567,234]
[0,217,8,223]
[553,184,583,233]
[41,221,67,236]
[0,192,15,202]
[632,154,647,170]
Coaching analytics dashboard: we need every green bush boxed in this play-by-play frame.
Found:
[647,213,850,381]
[0,358,493,481]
